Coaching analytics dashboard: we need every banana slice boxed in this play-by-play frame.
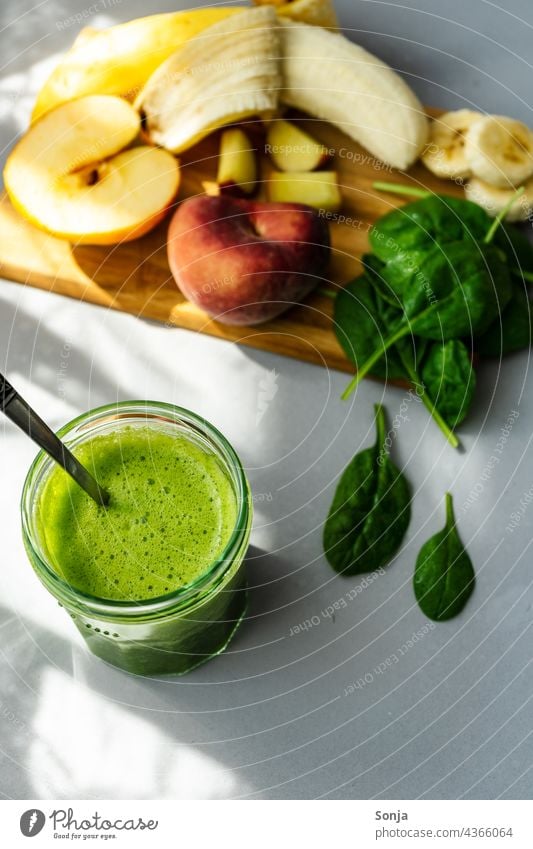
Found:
[136,7,281,153]
[421,110,482,179]
[278,20,428,170]
[464,115,533,188]
[465,176,533,222]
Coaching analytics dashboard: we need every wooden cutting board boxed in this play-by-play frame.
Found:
[0,113,463,373]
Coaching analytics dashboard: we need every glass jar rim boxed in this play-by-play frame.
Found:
[21,400,251,619]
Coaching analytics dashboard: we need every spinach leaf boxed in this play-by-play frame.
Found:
[343,241,511,396]
[380,248,434,298]
[334,274,406,381]
[475,281,532,357]
[335,273,460,446]
[478,220,533,355]
[421,340,476,428]
[370,195,491,263]
[391,340,460,449]
[414,493,475,621]
[403,241,512,338]
[323,404,411,575]
[361,253,402,308]
[495,224,533,274]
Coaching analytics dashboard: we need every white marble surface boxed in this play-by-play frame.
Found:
[0,0,532,800]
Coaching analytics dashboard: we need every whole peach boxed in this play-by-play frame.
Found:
[167,196,330,325]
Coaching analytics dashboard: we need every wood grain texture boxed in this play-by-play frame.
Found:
[0,113,463,373]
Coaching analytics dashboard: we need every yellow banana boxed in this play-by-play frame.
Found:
[32,8,241,121]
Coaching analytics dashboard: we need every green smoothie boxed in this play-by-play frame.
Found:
[38,426,237,601]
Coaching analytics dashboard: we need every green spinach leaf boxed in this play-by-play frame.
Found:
[403,241,512,338]
[343,241,511,396]
[370,195,491,263]
[413,493,475,621]
[421,340,476,428]
[361,253,403,308]
[323,404,411,575]
[475,281,532,357]
[334,274,406,381]
[335,273,460,446]
[496,225,533,270]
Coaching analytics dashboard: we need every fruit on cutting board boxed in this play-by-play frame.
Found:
[32,2,337,122]
[278,19,428,170]
[423,110,533,220]
[167,195,331,325]
[421,109,482,179]
[32,8,241,121]
[216,128,258,195]
[136,7,281,153]
[267,170,341,210]
[4,96,180,245]
[464,115,533,188]
[266,120,330,171]
[252,0,339,29]
[465,176,533,222]
[27,1,433,207]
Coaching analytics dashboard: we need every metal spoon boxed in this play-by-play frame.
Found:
[0,371,109,507]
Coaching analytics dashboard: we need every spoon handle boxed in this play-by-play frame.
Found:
[1,373,109,507]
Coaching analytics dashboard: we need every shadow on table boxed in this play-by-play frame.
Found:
[0,595,261,800]
[0,294,125,419]
[0,545,298,800]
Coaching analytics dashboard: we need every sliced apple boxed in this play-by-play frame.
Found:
[200,128,258,197]
[32,8,241,121]
[201,178,254,198]
[266,120,330,171]
[202,181,224,198]
[267,170,341,211]
[5,96,180,245]
[213,128,257,195]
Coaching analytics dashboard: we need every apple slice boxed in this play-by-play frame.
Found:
[5,96,180,245]
[201,128,257,196]
[266,120,330,171]
[216,128,257,195]
[202,181,224,197]
[267,170,341,211]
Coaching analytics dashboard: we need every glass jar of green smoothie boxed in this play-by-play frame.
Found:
[21,401,252,676]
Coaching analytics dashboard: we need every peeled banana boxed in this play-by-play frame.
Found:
[464,115,533,188]
[136,7,281,154]
[278,20,428,170]
[466,177,533,222]
[32,2,336,123]
[422,110,482,180]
